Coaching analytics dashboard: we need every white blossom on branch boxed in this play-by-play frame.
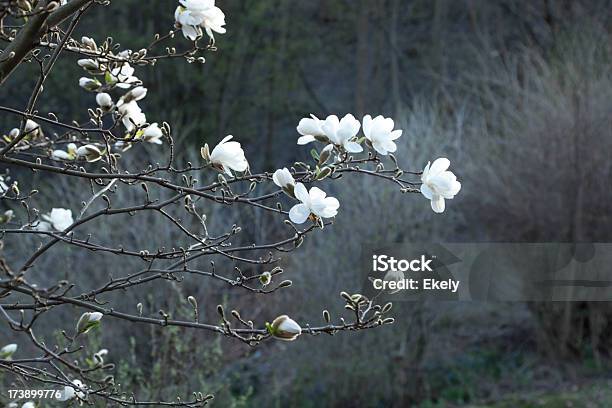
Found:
[420,157,462,213]
[289,183,339,224]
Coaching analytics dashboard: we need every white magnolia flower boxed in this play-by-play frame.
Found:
[79,77,100,91]
[76,144,103,162]
[175,6,203,40]
[51,143,77,161]
[118,86,147,107]
[296,114,326,145]
[76,312,103,335]
[272,168,295,189]
[51,143,76,161]
[23,119,42,138]
[420,158,461,213]
[21,402,35,408]
[8,127,20,139]
[118,100,146,132]
[58,379,86,401]
[142,123,163,144]
[289,183,339,224]
[40,208,74,231]
[25,119,38,132]
[362,114,402,155]
[321,114,362,153]
[130,86,147,99]
[95,92,113,109]
[269,315,301,341]
[175,0,226,41]
[77,58,99,70]
[81,36,97,51]
[273,167,296,197]
[206,135,249,176]
[0,343,17,358]
[200,6,226,39]
[110,63,140,89]
[116,50,132,59]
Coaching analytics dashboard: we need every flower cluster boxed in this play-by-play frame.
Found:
[175,0,227,42]
[297,113,402,156]
[295,113,461,213]
[3,119,42,142]
[70,37,164,157]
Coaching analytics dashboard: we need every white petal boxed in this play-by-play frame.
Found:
[297,135,316,145]
[431,196,445,213]
[293,183,310,204]
[420,183,434,200]
[289,204,310,224]
[308,186,327,201]
[320,197,339,218]
[362,114,373,138]
[344,141,363,153]
[428,158,450,177]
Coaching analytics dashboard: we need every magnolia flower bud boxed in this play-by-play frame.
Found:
[67,143,77,155]
[8,128,19,139]
[76,145,103,162]
[76,312,103,335]
[96,93,113,110]
[93,348,108,364]
[24,119,41,137]
[323,310,331,323]
[0,210,14,224]
[187,296,198,309]
[0,343,17,358]
[200,143,210,161]
[316,166,332,180]
[267,315,301,341]
[259,271,272,286]
[318,144,334,165]
[79,77,101,91]
[137,303,143,315]
[129,86,147,101]
[117,50,132,59]
[51,150,74,160]
[57,379,86,402]
[77,58,99,71]
[81,36,97,51]
[143,123,163,144]
[272,168,295,197]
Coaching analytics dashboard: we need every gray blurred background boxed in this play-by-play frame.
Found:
[2,0,612,406]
